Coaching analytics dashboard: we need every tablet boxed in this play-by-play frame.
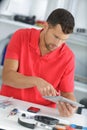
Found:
[43,96,84,107]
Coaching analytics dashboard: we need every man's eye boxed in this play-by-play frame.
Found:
[54,35,59,39]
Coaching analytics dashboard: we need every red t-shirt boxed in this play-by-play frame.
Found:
[1,28,75,108]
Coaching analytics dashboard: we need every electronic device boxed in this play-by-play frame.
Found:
[27,106,40,113]
[18,118,36,129]
[14,15,36,25]
[43,96,85,107]
[34,115,59,125]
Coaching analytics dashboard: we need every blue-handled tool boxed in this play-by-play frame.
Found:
[8,108,19,117]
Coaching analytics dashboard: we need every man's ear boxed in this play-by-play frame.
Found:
[43,22,49,30]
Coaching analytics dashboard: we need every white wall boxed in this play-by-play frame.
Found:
[0,0,87,29]
[29,0,48,20]
[67,34,87,78]
[0,0,32,15]
[75,0,87,29]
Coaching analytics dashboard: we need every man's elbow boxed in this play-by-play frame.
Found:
[2,74,8,85]
[2,71,11,85]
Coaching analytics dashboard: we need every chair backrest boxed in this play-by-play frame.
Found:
[0,33,13,66]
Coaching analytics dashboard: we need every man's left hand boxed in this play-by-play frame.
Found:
[57,101,78,117]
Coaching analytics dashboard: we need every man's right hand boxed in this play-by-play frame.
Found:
[2,59,58,96]
[35,77,58,96]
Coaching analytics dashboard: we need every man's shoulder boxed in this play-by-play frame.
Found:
[12,28,40,42]
[14,28,39,35]
[62,43,74,57]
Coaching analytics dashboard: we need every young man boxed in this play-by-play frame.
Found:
[1,8,77,117]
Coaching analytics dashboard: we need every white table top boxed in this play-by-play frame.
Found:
[0,95,87,130]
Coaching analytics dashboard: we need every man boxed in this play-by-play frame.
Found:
[1,8,77,117]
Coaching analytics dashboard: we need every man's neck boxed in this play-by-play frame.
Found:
[39,31,50,56]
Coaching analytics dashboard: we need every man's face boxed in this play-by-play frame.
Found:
[44,24,70,51]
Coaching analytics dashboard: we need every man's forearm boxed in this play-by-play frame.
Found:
[61,92,76,101]
[2,70,37,89]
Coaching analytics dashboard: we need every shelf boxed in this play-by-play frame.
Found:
[0,18,41,29]
[67,33,87,47]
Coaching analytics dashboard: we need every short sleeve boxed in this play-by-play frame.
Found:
[59,54,75,92]
[5,29,22,60]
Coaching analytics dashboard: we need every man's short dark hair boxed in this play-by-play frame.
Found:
[47,8,75,34]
